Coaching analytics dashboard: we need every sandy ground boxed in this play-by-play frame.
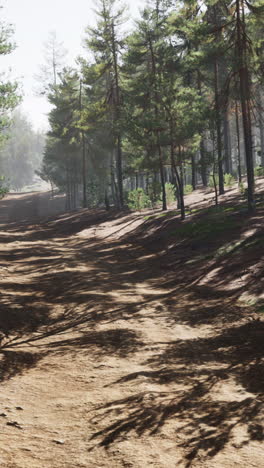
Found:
[0,189,263,468]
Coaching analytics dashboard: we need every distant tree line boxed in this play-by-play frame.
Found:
[0,110,45,191]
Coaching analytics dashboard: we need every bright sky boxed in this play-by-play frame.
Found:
[1,0,141,132]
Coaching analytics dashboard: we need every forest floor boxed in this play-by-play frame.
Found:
[0,182,263,468]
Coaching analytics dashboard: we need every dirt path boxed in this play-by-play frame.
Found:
[0,192,263,468]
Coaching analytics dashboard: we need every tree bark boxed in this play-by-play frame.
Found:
[214,59,225,195]
[235,100,242,183]
[111,20,123,208]
[236,0,255,212]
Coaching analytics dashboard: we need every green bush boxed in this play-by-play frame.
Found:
[0,176,9,199]
[184,184,193,195]
[254,166,264,177]
[165,182,177,203]
[239,182,245,194]
[128,188,151,211]
[147,181,162,206]
[209,173,219,188]
[224,173,235,187]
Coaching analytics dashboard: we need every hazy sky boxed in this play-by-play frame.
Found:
[1,0,141,131]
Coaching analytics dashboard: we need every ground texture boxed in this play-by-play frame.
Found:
[0,187,263,468]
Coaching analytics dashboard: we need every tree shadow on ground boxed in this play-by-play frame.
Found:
[0,190,263,466]
[0,350,45,382]
[89,321,264,466]
[47,328,144,358]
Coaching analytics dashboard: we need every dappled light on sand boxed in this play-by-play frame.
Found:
[0,191,263,468]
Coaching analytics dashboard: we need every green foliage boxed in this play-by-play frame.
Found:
[209,174,219,188]
[184,184,193,195]
[127,188,151,211]
[39,0,263,214]
[147,181,162,206]
[0,176,8,198]
[0,13,21,142]
[239,182,246,194]
[165,183,176,204]
[224,173,235,187]
[254,166,264,177]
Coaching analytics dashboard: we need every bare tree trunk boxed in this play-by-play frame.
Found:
[200,138,207,186]
[169,129,180,209]
[258,91,264,166]
[176,146,185,220]
[105,189,110,210]
[79,80,87,208]
[111,21,123,208]
[213,6,224,195]
[191,153,196,190]
[235,100,242,183]
[197,70,207,186]
[236,0,255,213]
[65,163,70,211]
[158,133,167,211]
[214,60,225,195]
[223,108,232,174]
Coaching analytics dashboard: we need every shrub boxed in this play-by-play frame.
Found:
[238,182,245,194]
[127,188,151,211]
[147,181,162,206]
[0,176,9,199]
[254,166,264,177]
[184,184,193,195]
[224,173,235,186]
[165,182,177,203]
[209,173,219,188]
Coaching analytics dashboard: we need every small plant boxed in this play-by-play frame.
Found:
[224,173,235,187]
[239,182,245,194]
[254,166,264,177]
[0,176,9,199]
[128,188,151,211]
[147,181,162,207]
[165,182,177,203]
[209,173,219,188]
[184,184,193,195]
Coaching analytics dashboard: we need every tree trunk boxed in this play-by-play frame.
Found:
[116,135,123,208]
[191,153,196,190]
[169,131,180,209]
[258,91,264,166]
[158,135,167,211]
[111,21,123,209]
[214,60,224,195]
[82,131,87,208]
[197,70,207,186]
[200,138,207,186]
[79,80,87,208]
[236,0,255,213]
[235,100,242,183]
[223,108,232,174]
[105,189,110,210]
[177,146,185,220]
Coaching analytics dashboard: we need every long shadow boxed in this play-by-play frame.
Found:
[47,328,144,358]
[0,190,263,466]
[89,321,264,465]
[0,350,45,382]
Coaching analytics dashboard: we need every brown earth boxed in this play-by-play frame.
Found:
[0,187,263,468]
